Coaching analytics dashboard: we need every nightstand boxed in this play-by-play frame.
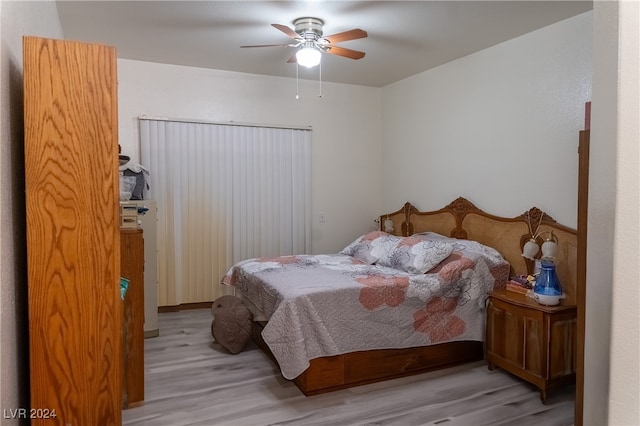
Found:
[485,290,577,402]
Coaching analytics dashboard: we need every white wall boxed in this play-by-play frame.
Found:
[0,0,63,421]
[586,3,617,423]
[589,1,640,425]
[380,12,592,228]
[117,60,383,254]
[608,1,639,423]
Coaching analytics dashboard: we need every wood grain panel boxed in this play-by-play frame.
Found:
[524,316,542,375]
[344,342,482,382]
[486,301,504,358]
[24,36,121,425]
[504,311,523,365]
[293,342,483,395]
[294,355,345,392]
[121,229,145,407]
[550,317,577,378]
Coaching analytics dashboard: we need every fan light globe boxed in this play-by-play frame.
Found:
[296,45,321,68]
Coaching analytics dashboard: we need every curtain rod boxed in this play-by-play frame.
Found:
[138,115,312,131]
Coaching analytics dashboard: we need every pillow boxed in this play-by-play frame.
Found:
[211,295,253,354]
[413,231,450,242]
[414,232,511,290]
[414,232,507,264]
[376,236,454,274]
[340,231,400,264]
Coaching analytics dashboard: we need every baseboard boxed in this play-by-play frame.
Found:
[144,329,159,338]
[158,301,213,313]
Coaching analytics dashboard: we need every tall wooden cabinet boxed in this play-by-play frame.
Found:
[23,36,121,425]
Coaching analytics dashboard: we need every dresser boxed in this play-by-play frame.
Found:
[486,290,577,402]
[120,229,145,408]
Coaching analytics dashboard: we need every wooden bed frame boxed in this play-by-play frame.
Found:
[252,197,577,396]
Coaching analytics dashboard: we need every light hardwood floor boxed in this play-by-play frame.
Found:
[122,309,575,426]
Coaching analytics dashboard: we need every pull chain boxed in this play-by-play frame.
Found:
[318,60,323,97]
[295,63,299,100]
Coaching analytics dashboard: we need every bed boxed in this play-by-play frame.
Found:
[221,197,577,395]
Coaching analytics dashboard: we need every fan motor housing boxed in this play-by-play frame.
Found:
[294,17,324,39]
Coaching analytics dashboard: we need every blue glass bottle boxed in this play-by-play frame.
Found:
[534,260,564,305]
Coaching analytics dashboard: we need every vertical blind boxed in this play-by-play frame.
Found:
[139,118,312,305]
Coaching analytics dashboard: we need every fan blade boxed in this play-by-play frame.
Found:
[323,29,368,44]
[325,45,366,60]
[272,23,300,40]
[240,43,296,48]
[287,53,297,64]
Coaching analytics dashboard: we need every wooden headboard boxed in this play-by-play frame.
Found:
[379,197,578,305]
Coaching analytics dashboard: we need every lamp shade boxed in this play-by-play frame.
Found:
[522,238,539,260]
[383,218,394,233]
[541,232,559,259]
[296,44,321,68]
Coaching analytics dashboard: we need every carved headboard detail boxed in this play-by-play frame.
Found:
[379,197,577,305]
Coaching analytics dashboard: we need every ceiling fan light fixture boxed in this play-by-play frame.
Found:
[296,43,321,68]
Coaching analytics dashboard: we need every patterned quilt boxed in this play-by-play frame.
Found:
[221,234,509,380]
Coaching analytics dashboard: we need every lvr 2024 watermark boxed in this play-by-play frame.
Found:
[3,408,57,419]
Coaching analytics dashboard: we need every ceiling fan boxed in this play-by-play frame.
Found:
[241,17,368,68]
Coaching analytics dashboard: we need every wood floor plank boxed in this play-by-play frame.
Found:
[122,309,575,426]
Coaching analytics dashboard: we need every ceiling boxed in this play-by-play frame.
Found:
[55,1,592,88]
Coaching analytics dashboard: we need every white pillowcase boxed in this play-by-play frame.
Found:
[376,236,454,274]
[339,231,400,264]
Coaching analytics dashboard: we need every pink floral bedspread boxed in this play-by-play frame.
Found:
[221,246,509,380]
